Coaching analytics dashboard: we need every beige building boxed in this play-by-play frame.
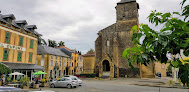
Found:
[78,55,83,74]
[83,53,95,74]
[37,45,70,79]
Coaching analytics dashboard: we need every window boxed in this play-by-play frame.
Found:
[3,49,9,60]
[56,56,57,59]
[59,70,61,77]
[41,54,45,58]
[64,62,66,67]
[51,55,53,59]
[67,58,68,61]
[70,62,72,67]
[5,32,10,43]
[30,40,33,48]
[36,60,38,65]
[55,61,58,66]
[17,52,22,61]
[19,36,23,46]
[41,59,44,66]
[29,53,33,62]
[107,40,110,46]
[59,61,62,66]
[60,57,61,60]
[50,60,53,67]
[50,70,53,78]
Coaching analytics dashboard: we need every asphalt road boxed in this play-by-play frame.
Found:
[30,80,189,92]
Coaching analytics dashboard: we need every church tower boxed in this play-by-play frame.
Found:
[116,0,139,22]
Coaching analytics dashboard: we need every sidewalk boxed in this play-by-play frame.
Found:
[81,77,188,89]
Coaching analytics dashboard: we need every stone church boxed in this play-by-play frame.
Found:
[95,0,141,78]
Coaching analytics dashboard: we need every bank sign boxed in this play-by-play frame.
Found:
[0,42,26,51]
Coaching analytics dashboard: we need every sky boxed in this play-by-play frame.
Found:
[0,0,187,54]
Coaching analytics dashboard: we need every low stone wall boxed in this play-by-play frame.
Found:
[119,68,140,78]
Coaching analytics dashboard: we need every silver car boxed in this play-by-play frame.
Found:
[50,77,77,88]
[64,75,82,86]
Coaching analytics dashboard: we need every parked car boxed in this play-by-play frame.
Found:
[50,77,77,89]
[64,75,82,86]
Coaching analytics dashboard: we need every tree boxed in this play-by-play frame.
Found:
[58,41,65,47]
[87,48,94,54]
[48,39,58,48]
[0,63,11,76]
[122,0,189,87]
[78,51,82,55]
[37,37,47,46]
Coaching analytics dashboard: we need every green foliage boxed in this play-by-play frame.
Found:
[0,63,11,76]
[48,39,58,48]
[58,41,65,47]
[20,76,30,87]
[38,37,47,45]
[122,0,189,87]
[87,48,95,54]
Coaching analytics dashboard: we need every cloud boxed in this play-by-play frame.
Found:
[0,0,185,54]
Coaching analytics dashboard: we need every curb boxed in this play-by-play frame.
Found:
[131,84,189,89]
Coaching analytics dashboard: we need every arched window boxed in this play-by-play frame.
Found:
[107,40,110,47]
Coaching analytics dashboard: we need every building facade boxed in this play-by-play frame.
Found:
[58,46,79,75]
[78,55,83,74]
[37,45,71,79]
[95,0,140,78]
[0,13,43,81]
[83,53,95,74]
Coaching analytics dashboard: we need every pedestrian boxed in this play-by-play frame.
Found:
[2,77,5,86]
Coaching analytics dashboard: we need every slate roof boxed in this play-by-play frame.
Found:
[2,14,15,19]
[26,25,37,29]
[15,20,27,25]
[1,62,44,70]
[117,0,136,4]
[37,45,69,57]
[0,14,8,23]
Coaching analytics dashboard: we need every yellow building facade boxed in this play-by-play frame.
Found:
[0,15,39,64]
[37,45,81,79]
[0,13,43,81]
[83,53,95,74]
[57,46,80,75]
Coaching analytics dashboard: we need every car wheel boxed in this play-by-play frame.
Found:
[50,84,55,88]
[67,84,72,89]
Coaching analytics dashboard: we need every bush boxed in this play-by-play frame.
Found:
[20,76,30,87]
[79,73,96,78]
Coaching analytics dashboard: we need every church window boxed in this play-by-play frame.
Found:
[107,40,110,46]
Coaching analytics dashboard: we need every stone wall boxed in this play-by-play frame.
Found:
[119,68,140,78]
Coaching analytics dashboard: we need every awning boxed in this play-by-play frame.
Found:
[1,62,44,70]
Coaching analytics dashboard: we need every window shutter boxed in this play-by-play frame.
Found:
[19,36,23,46]
[5,32,10,43]
[3,49,9,60]
[30,40,33,48]
[29,53,33,62]
[17,52,22,61]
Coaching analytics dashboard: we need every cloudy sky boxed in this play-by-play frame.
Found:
[0,0,187,54]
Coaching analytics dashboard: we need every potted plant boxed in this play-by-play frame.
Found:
[20,76,30,89]
[33,78,39,89]
[41,78,49,87]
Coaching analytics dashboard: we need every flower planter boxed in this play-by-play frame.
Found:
[33,84,39,89]
[23,86,29,90]
[41,83,49,87]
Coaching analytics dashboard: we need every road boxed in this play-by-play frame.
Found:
[30,79,189,92]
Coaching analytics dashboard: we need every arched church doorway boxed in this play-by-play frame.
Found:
[102,60,110,77]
